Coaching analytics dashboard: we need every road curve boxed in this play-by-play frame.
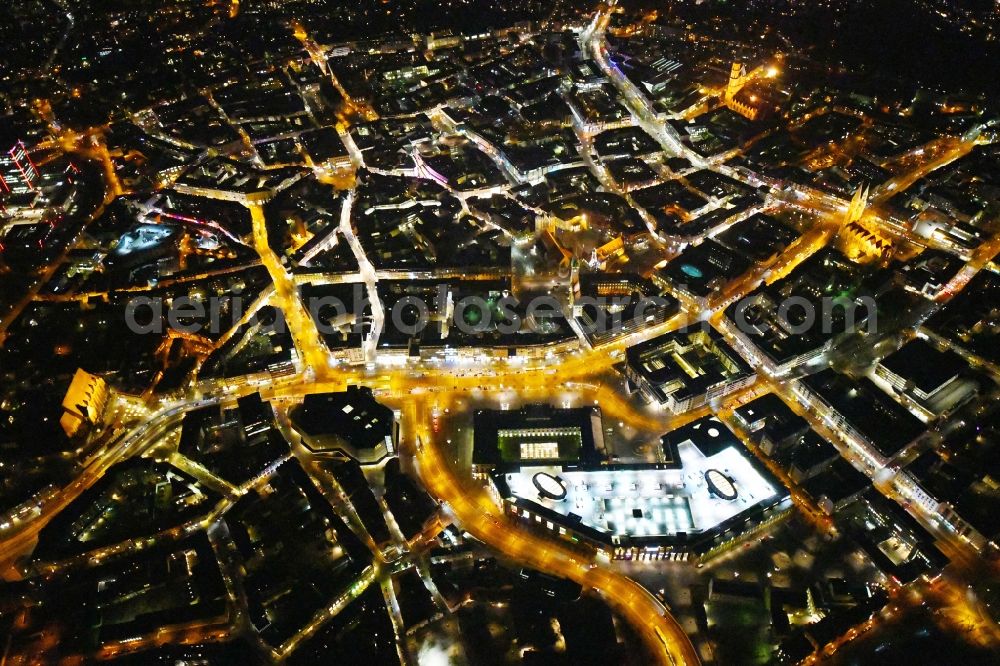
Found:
[401,398,701,666]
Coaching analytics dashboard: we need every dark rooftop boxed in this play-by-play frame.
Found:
[293,386,395,453]
[878,338,968,396]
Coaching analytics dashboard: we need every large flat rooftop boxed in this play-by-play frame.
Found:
[495,419,783,541]
[473,404,604,467]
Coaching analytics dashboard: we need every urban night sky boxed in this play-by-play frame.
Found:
[1,1,1000,665]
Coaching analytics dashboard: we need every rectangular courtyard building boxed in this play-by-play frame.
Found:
[625,327,755,412]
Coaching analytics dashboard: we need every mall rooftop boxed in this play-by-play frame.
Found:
[489,416,791,559]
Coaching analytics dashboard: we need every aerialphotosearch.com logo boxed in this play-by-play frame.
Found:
[124,284,878,340]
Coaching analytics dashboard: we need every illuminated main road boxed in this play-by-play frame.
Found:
[4,8,999,662]
[400,396,701,666]
[3,120,980,650]
[248,203,335,378]
[0,400,212,571]
[584,2,983,259]
[0,362,708,663]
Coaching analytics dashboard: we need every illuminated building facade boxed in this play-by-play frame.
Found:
[60,369,110,437]
[7,141,39,191]
[724,62,760,120]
